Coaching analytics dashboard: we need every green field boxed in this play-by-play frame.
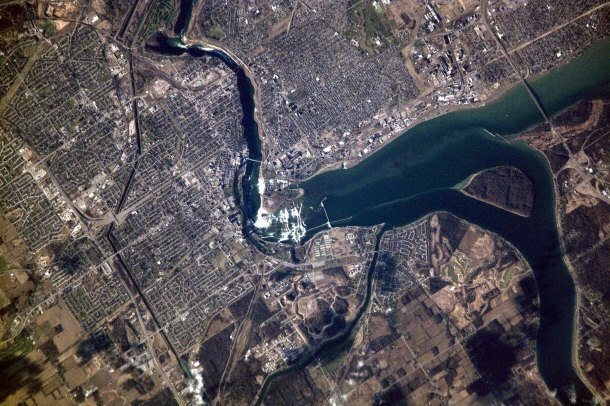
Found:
[349,1,390,39]
[0,256,7,274]
[137,0,179,45]
[39,21,57,37]
[205,21,225,40]
[501,265,518,289]
[346,0,394,54]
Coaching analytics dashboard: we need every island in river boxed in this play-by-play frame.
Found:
[460,166,535,217]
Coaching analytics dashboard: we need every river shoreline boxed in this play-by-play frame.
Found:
[301,37,610,184]
[163,1,609,403]
[293,39,609,404]
[180,36,271,212]
[303,76,522,181]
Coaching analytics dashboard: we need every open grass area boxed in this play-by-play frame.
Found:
[320,340,351,378]
[0,330,34,363]
[0,288,9,309]
[501,265,518,289]
[0,256,7,274]
[442,263,459,284]
[38,21,57,37]
[347,0,395,55]
[349,1,390,40]
[137,0,179,45]
[205,21,225,40]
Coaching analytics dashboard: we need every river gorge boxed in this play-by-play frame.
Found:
[157,3,609,403]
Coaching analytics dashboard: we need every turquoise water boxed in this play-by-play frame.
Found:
[163,3,609,400]
[295,38,610,404]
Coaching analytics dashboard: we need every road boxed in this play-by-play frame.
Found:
[481,1,553,128]
[480,2,606,403]
[99,49,185,405]
[507,2,610,56]
[479,0,592,186]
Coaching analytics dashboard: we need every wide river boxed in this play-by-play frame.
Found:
[297,38,610,405]
[158,5,609,403]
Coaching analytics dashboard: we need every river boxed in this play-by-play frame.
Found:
[296,38,610,405]
[157,2,609,404]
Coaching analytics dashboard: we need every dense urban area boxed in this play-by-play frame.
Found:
[0,0,608,405]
